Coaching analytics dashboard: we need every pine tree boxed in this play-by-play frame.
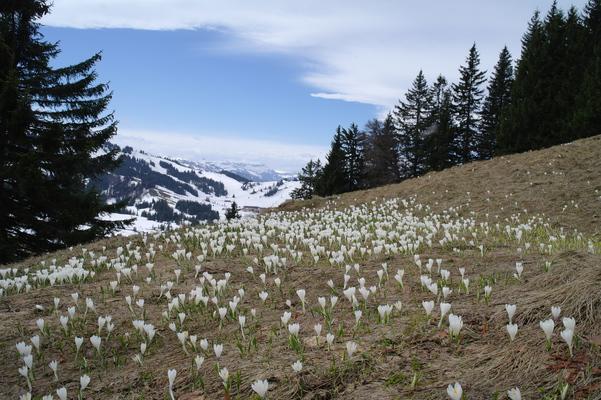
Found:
[364,114,400,187]
[394,70,432,177]
[340,123,366,192]
[225,202,241,220]
[572,0,601,138]
[562,6,587,135]
[452,44,486,163]
[290,159,322,200]
[477,47,514,159]
[500,3,590,153]
[315,127,347,196]
[0,0,126,263]
[424,75,455,171]
[539,3,571,145]
[498,11,546,153]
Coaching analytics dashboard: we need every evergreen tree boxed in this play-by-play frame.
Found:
[477,46,514,159]
[290,159,322,200]
[394,70,432,177]
[562,6,587,131]
[0,0,126,263]
[572,0,601,138]
[340,123,366,191]
[315,127,347,196]
[452,44,486,163]
[225,202,241,220]
[364,114,400,187]
[539,3,571,145]
[498,11,546,153]
[424,75,455,170]
[500,3,589,152]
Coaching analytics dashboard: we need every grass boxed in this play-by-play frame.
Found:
[1,135,601,399]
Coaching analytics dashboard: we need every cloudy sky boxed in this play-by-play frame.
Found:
[40,0,586,171]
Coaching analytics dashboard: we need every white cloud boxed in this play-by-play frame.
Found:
[113,129,327,172]
[42,0,586,111]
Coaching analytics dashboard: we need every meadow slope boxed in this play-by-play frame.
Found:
[1,136,600,400]
[280,135,601,236]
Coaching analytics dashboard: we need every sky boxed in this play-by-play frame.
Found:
[40,0,587,171]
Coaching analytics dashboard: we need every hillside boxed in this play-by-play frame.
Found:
[1,137,600,399]
[94,145,300,233]
[280,135,601,236]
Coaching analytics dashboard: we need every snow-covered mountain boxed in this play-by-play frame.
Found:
[182,160,294,182]
[94,144,299,235]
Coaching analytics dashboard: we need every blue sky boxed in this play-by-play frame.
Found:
[40,0,587,171]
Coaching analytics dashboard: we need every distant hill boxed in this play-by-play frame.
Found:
[92,144,300,234]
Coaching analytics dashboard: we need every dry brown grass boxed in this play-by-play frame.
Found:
[1,137,601,399]
[278,135,601,236]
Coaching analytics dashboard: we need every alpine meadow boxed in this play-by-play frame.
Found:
[1,1,600,400]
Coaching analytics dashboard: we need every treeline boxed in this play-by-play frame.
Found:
[292,1,601,200]
[140,200,219,223]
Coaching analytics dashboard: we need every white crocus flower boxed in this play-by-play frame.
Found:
[439,303,451,327]
[251,379,269,398]
[80,374,91,392]
[505,304,516,324]
[562,317,575,332]
[540,319,555,350]
[259,291,268,303]
[506,323,518,342]
[90,335,102,353]
[194,355,204,370]
[446,382,462,400]
[326,333,335,349]
[292,360,303,373]
[560,329,574,357]
[74,337,83,355]
[288,323,300,336]
[422,300,434,318]
[49,360,59,381]
[507,387,521,400]
[296,289,306,311]
[214,343,223,358]
[167,369,177,400]
[219,367,230,387]
[56,387,67,400]
[448,314,463,340]
[346,341,357,358]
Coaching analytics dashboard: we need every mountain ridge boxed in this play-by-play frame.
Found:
[94,144,300,234]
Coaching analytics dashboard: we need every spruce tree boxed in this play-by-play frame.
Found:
[394,70,432,177]
[500,3,590,153]
[572,0,601,138]
[290,159,322,200]
[452,44,486,163]
[340,123,366,192]
[477,46,514,159]
[315,127,347,196]
[539,3,571,145]
[562,6,587,135]
[498,11,546,153]
[364,114,400,187]
[225,202,241,220]
[424,75,454,171]
[0,0,125,263]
